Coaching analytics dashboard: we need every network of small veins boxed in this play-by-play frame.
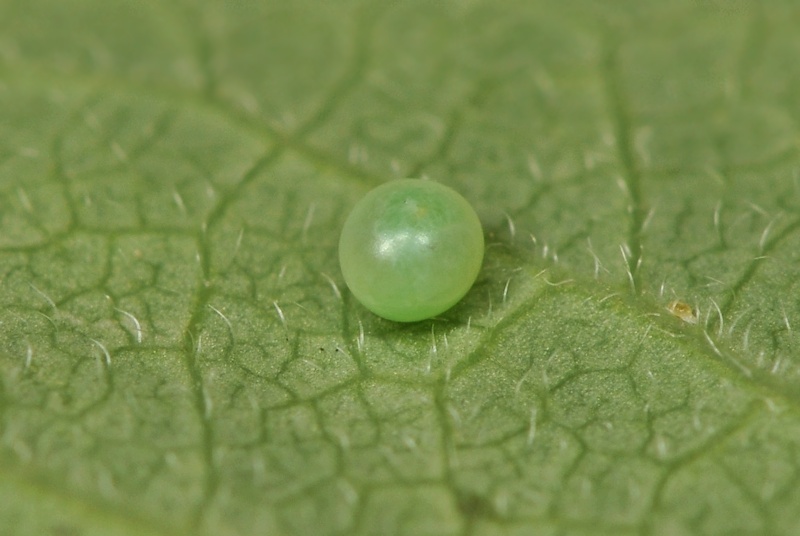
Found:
[7,7,798,343]
[1,0,797,423]
[0,36,794,395]
[12,89,799,411]
[2,13,800,536]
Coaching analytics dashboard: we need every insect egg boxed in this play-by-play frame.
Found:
[338,179,484,322]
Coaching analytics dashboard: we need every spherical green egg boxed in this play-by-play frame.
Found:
[339,179,484,322]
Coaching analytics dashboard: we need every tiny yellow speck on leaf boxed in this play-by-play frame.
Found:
[667,300,698,324]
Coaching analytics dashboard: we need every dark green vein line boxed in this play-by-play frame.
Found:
[175,151,287,528]
[718,216,800,318]
[199,149,283,275]
[138,0,217,100]
[602,42,646,293]
[642,401,764,534]
[180,282,219,531]
[431,380,459,531]
[293,2,388,140]
[407,81,493,179]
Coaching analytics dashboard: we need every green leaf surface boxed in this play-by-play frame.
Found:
[1,1,800,535]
